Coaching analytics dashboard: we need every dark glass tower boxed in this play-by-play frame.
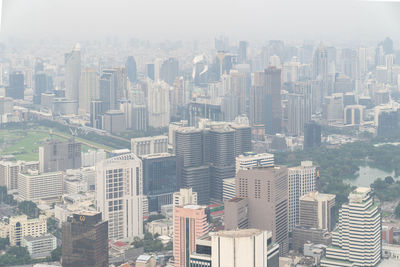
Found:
[125,56,137,83]
[62,212,108,267]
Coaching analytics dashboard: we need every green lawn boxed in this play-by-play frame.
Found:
[0,127,103,161]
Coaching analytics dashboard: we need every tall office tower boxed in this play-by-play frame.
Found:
[287,161,318,232]
[210,229,280,267]
[359,47,367,78]
[141,153,177,212]
[341,48,359,80]
[96,153,143,240]
[377,109,399,137]
[99,69,117,111]
[64,44,81,111]
[154,58,163,82]
[90,100,106,129]
[304,121,321,149]
[160,58,179,85]
[299,191,335,231]
[236,166,289,255]
[173,205,210,267]
[209,126,236,201]
[236,152,274,173]
[287,82,312,136]
[79,68,99,114]
[323,93,344,122]
[313,43,328,81]
[102,110,126,134]
[321,188,381,267]
[224,197,249,230]
[175,128,210,204]
[39,139,81,173]
[170,77,185,119]
[173,187,198,206]
[62,212,108,267]
[34,72,53,104]
[6,71,25,99]
[131,135,168,156]
[125,56,137,83]
[238,41,248,64]
[18,170,63,201]
[250,67,282,134]
[230,70,247,116]
[147,81,170,128]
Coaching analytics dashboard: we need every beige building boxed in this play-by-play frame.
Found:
[131,135,168,156]
[299,191,335,231]
[223,197,248,230]
[9,215,47,246]
[146,219,173,237]
[135,254,157,267]
[236,166,289,255]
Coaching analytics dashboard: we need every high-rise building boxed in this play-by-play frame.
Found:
[6,71,25,99]
[173,205,210,267]
[131,135,169,157]
[210,229,279,267]
[64,44,81,113]
[287,82,311,136]
[304,121,321,149]
[238,41,248,64]
[160,58,179,86]
[299,191,335,231]
[90,100,106,129]
[18,170,63,201]
[146,63,155,80]
[250,67,282,134]
[126,56,137,84]
[287,161,318,232]
[236,166,289,255]
[62,211,108,267]
[147,81,170,128]
[236,152,274,173]
[79,68,99,114]
[96,153,143,240]
[102,110,126,134]
[313,43,328,81]
[99,69,118,111]
[39,139,81,173]
[173,187,198,207]
[224,197,249,230]
[321,187,381,267]
[175,128,210,204]
[0,161,38,190]
[141,153,177,212]
[34,72,53,104]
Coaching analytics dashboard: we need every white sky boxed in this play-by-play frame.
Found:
[1,0,400,41]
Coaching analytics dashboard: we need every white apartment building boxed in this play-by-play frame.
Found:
[96,153,143,241]
[9,215,47,246]
[18,170,63,201]
[321,187,381,267]
[131,135,168,156]
[288,161,318,232]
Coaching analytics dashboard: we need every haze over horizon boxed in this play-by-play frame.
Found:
[1,0,400,42]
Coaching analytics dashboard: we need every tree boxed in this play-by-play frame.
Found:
[144,232,153,240]
[0,237,9,250]
[385,176,395,185]
[51,246,61,261]
[165,241,173,250]
[18,201,39,218]
[132,236,144,248]
[47,217,58,233]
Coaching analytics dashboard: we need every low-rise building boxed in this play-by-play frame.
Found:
[22,233,57,259]
[9,215,47,246]
[146,219,173,237]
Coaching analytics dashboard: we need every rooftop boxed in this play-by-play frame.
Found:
[211,228,268,238]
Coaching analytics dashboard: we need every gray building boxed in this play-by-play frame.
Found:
[22,233,57,259]
[39,139,81,173]
[223,197,249,230]
[102,110,126,134]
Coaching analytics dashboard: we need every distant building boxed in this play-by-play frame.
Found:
[0,160,39,190]
[79,67,98,114]
[173,205,210,267]
[39,139,81,173]
[126,56,137,83]
[344,105,364,125]
[299,191,335,231]
[6,71,25,100]
[321,187,381,267]
[62,212,108,267]
[173,187,198,207]
[102,109,126,134]
[304,121,321,149]
[236,152,274,173]
[64,44,81,114]
[22,233,57,259]
[131,136,168,157]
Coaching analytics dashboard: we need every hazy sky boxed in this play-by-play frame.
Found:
[2,0,400,42]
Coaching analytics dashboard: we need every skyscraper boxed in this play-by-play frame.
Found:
[62,211,108,267]
[287,161,318,232]
[236,166,289,255]
[147,81,170,128]
[160,57,179,86]
[6,71,25,100]
[287,82,311,136]
[96,153,143,240]
[238,41,248,64]
[34,72,53,104]
[64,43,81,113]
[126,56,137,83]
[313,43,328,81]
[79,68,99,114]
[173,205,210,267]
[304,121,321,149]
[299,191,335,231]
[321,187,381,267]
